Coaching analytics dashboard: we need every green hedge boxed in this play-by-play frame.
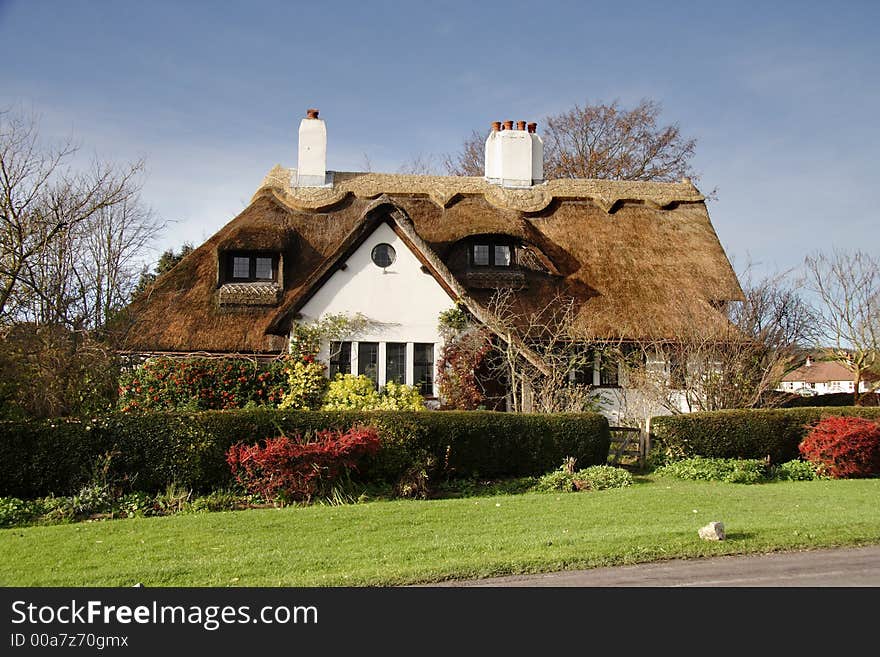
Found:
[0,410,610,498]
[651,406,880,462]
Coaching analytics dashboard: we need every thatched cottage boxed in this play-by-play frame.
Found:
[123,110,743,416]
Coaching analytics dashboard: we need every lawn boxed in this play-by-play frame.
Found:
[2,477,880,586]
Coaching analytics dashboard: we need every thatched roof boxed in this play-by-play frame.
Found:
[121,168,743,354]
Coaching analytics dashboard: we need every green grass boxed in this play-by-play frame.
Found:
[2,477,880,586]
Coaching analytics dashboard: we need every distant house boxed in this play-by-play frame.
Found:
[121,110,743,417]
[777,356,877,396]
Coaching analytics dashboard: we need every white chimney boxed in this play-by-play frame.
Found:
[484,119,543,187]
[296,108,329,187]
[529,122,543,183]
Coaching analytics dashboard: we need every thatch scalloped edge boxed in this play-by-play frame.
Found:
[253,166,704,214]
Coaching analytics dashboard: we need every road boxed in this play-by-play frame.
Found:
[432,545,880,587]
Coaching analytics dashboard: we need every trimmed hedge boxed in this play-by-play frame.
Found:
[778,392,879,408]
[0,410,610,498]
[652,406,880,463]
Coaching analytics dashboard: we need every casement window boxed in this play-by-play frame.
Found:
[329,341,351,378]
[413,343,435,396]
[570,350,595,386]
[358,342,379,388]
[225,252,278,282]
[471,241,513,268]
[599,354,619,387]
[385,342,407,385]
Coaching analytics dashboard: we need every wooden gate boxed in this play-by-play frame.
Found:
[608,426,650,469]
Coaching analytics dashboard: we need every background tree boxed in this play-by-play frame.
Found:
[444,99,697,182]
[0,108,160,418]
[622,270,817,417]
[804,249,880,405]
[132,241,194,300]
[0,108,144,324]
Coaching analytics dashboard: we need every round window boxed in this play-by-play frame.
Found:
[371,243,396,268]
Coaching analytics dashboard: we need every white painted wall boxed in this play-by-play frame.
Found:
[297,222,455,395]
[778,379,869,394]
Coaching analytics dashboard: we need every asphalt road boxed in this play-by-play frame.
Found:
[432,545,880,587]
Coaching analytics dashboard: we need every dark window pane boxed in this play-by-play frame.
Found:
[473,244,490,266]
[254,257,273,280]
[599,354,619,387]
[494,245,511,266]
[385,342,406,385]
[371,243,396,268]
[413,343,434,396]
[233,256,250,279]
[358,342,379,388]
[572,350,594,385]
[329,341,351,379]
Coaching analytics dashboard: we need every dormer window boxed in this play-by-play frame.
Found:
[224,252,278,283]
[471,241,513,268]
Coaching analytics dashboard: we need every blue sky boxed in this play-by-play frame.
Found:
[1,0,877,277]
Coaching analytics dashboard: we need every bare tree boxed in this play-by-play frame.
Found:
[0,108,145,324]
[397,152,442,175]
[622,271,817,416]
[804,249,880,404]
[445,99,697,182]
[482,289,602,413]
[442,130,486,177]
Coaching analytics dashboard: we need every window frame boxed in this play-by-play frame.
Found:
[370,243,397,269]
[469,239,515,268]
[385,342,407,385]
[413,342,435,397]
[358,342,380,389]
[329,341,351,379]
[223,251,279,283]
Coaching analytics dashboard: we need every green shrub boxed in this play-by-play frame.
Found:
[534,464,632,492]
[0,410,610,498]
[321,375,426,411]
[39,495,77,523]
[279,359,329,410]
[653,457,769,484]
[533,469,579,492]
[116,491,158,518]
[190,489,247,512]
[0,497,44,527]
[71,483,113,516]
[374,382,426,411]
[772,459,825,481]
[651,407,880,463]
[572,465,634,490]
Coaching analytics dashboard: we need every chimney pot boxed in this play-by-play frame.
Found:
[503,120,514,130]
[527,122,537,133]
[491,121,501,132]
[517,120,527,131]
[306,108,319,119]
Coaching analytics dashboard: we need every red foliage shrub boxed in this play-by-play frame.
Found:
[437,328,493,410]
[799,416,880,479]
[226,426,381,502]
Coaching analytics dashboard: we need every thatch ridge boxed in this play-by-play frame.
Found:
[257,168,705,214]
